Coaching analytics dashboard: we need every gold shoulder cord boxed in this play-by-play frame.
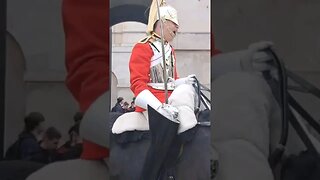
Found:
[138,36,151,44]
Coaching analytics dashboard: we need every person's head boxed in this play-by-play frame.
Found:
[41,127,61,150]
[24,112,45,135]
[117,97,124,105]
[147,1,179,42]
[73,112,83,124]
[123,101,129,109]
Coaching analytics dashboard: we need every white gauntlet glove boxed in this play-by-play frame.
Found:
[212,41,274,79]
[241,41,274,71]
[157,104,179,123]
[135,89,179,123]
[174,74,197,87]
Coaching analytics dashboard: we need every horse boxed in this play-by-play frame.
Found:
[108,80,212,180]
[108,109,212,180]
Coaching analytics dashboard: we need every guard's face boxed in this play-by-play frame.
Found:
[163,20,179,42]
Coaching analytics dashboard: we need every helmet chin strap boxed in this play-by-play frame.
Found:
[164,27,174,38]
[162,20,176,40]
[167,28,176,39]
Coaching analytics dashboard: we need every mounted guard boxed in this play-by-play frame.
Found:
[111,0,206,179]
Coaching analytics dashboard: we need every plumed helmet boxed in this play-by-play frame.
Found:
[147,0,179,35]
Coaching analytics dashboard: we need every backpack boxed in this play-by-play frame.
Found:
[4,139,22,160]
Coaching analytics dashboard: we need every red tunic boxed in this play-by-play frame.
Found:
[129,42,178,112]
[62,0,109,160]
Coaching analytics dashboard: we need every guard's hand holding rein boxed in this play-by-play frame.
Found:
[157,103,180,123]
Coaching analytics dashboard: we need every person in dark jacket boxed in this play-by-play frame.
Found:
[27,127,62,164]
[126,101,136,112]
[57,123,83,160]
[13,112,45,160]
[111,97,125,113]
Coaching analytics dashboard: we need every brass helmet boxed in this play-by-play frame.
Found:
[147,0,179,35]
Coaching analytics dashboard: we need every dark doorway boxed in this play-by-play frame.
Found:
[110,4,149,26]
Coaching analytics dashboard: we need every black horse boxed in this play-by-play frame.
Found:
[108,92,212,180]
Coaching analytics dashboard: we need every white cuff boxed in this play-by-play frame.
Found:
[135,89,162,110]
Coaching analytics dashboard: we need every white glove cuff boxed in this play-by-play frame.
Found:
[135,89,162,110]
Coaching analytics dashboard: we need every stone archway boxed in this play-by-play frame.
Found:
[110,0,150,26]
[110,0,151,106]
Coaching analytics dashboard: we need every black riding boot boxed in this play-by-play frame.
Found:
[140,105,179,180]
